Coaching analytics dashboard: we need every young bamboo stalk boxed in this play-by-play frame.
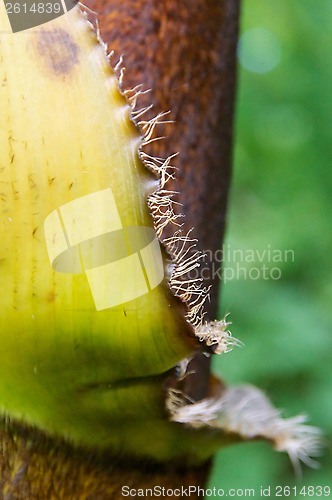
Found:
[0,1,321,496]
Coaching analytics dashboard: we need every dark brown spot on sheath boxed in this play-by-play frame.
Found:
[36,29,79,75]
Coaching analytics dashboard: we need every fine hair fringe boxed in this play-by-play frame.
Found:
[123,83,212,334]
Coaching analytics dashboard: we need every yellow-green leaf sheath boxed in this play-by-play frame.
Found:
[0,6,196,458]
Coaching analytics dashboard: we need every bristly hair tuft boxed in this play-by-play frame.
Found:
[166,384,323,474]
[195,317,242,354]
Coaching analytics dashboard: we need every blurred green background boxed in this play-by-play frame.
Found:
[209,0,332,495]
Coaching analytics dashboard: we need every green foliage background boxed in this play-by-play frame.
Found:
[210,0,332,494]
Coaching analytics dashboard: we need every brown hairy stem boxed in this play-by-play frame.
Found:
[0,420,210,499]
[85,0,240,400]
